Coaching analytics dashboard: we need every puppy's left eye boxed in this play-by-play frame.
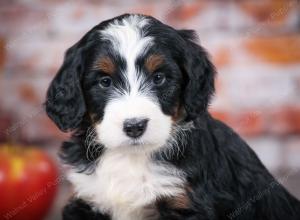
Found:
[152,72,166,86]
[99,76,112,88]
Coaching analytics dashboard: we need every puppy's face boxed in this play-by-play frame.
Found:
[46,14,215,152]
[85,16,184,150]
[90,53,178,150]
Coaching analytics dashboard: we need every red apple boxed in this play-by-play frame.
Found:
[0,145,58,220]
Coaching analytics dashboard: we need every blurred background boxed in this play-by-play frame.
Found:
[0,0,300,219]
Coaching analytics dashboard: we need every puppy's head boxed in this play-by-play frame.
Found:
[46,14,215,151]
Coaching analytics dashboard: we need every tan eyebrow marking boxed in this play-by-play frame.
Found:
[95,56,115,75]
[145,54,164,73]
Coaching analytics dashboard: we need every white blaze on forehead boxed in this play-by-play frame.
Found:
[100,15,153,96]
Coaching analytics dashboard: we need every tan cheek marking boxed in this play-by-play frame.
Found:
[172,105,184,122]
[89,113,98,124]
[145,54,164,73]
[169,192,190,209]
[96,57,115,75]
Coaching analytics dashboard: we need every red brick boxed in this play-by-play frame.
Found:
[233,111,265,137]
[238,0,293,23]
[210,110,230,124]
[244,35,300,64]
[0,4,49,36]
[269,107,300,135]
[19,83,40,104]
[167,2,207,22]
[212,47,231,69]
[6,40,68,77]
[212,107,300,137]
[211,110,265,137]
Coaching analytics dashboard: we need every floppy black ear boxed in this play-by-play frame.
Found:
[45,43,86,132]
[178,30,216,120]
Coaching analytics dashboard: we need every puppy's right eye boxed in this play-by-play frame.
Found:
[99,76,112,88]
[152,72,166,86]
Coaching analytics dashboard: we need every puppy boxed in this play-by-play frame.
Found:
[46,14,300,220]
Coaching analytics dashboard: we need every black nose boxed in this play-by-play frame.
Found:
[123,118,148,138]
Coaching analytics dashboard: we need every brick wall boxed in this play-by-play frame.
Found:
[0,0,300,172]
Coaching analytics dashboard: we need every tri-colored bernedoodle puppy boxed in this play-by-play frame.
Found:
[46,14,300,220]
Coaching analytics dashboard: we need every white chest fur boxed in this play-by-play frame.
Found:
[68,149,185,220]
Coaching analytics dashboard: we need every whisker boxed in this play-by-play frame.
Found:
[85,127,98,162]
[159,121,193,160]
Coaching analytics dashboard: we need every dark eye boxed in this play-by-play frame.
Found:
[99,76,112,88]
[152,72,166,86]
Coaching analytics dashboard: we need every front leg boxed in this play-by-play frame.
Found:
[62,199,110,220]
